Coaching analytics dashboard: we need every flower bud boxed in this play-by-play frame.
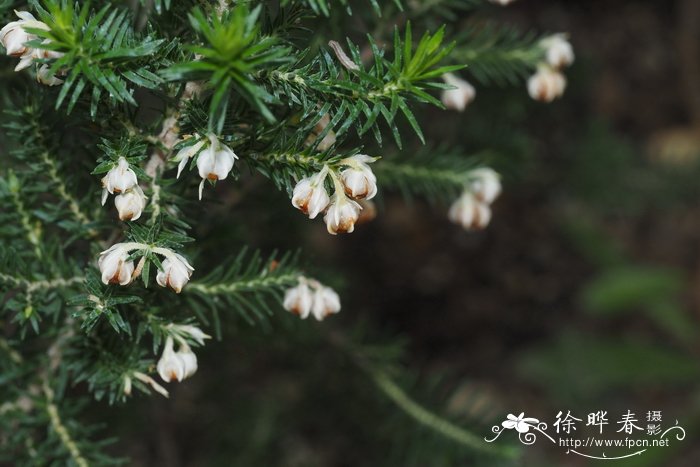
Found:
[292,171,330,219]
[157,337,186,383]
[283,282,313,318]
[542,34,574,69]
[0,11,47,58]
[156,253,194,293]
[196,135,237,199]
[324,194,361,235]
[441,73,476,112]
[469,168,501,204]
[448,192,492,230]
[527,67,566,102]
[98,244,135,286]
[339,154,378,200]
[114,186,146,221]
[102,157,138,196]
[311,285,341,321]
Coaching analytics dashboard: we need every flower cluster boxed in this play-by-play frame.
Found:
[292,154,378,234]
[528,34,574,102]
[448,168,502,231]
[173,133,238,200]
[283,277,341,321]
[0,11,63,85]
[98,243,194,293]
[440,73,476,112]
[155,324,210,384]
[100,157,147,221]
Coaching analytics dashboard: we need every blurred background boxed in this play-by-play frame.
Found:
[103,0,700,465]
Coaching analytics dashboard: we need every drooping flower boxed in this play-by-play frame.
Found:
[448,192,492,230]
[283,281,314,318]
[196,134,238,200]
[339,154,378,200]
[176,345,198,379]
[292,168,331,219]
[101,157,138,201]
[469,168,502,204]
[324,193,362,235]
[311,285,341,321]
[114,186,147,221]
[527,67,566,102]
[441,73,476,112]
[98,244,135,286]
[173,137,206,179]
[541,34,574,69]
[0,11,48,58]
[157,337,186,383]
[283,278,341,321]
[156,253,194,293]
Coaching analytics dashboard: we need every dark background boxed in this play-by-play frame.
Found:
[107,1,700,465]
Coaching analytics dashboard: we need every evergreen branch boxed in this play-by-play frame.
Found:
[452,22,545,86]
[43,383,89,467]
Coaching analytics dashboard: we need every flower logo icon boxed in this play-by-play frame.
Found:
[502,413,540,433]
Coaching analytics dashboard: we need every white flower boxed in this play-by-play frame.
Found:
[527,67,566,102]
[101,157,138,201]
[196,134,237,200]
[283,281,314,318]
[542,34,574,69]
[339,154,378,200]
[292,169,330,219]
[114,186,147,221]
[311,285,341,321]
[0,11,48,58]
[173,137,206,179]
[324,193,362,235]
[174,324,211,346]
[98,244,135,286]
[157,337,186,383]
[448,192,492,230]
[36,64,62,86]
[441,73,476,112]
[176,345,198,379]
[156,253,194,293]
[469,168,501,204]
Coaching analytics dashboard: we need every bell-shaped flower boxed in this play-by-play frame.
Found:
[0,11,48,58]
[283,281,314,318]
[156,252,194,293]
[441,73,476,112]
[114,185,147,221]
[339,154,378,200]
[102,157,138,199]
[448,192,492,230]
[173,137,206,179]
[98,244,135,286]
[196,134,237,200]
[157,337,187,383]
[176,345,198,379]
[292,169,331,219]
[542,34,574,69]
[469,168,502,204]
[324,193,362,235]
[527,67,566,102]
[311,285,341,321]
